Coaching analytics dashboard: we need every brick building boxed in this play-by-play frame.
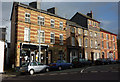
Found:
[100,28,118,60]
[70,11,101,62]
[66,21,85,63]
[10,2,67,67]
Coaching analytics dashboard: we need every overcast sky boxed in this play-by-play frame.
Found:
[1,1,119,42]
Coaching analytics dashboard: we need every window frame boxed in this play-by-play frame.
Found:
[38,16,45,26]
[59,22,63,30]
[25,13,30,23]
[59,34,63,45]
[50,32,55,44]
[24,27,30,41]
[50,19,55,28]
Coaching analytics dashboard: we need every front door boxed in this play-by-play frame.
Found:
[91,52,94,63]
[48,50,52,64]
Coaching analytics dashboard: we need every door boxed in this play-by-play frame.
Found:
[91,52,94,63]
[48,51,52,64]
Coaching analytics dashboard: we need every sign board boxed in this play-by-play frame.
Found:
[0,40,4,73]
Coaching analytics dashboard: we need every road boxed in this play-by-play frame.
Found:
[1,64,120,81]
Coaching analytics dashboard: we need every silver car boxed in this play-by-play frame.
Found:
[19,62,49,75]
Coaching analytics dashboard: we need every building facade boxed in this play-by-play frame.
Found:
[100,28,118,60]
[66,21,84,63]
[10,2,67,67]
[70,11,101,62]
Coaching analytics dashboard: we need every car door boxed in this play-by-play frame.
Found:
[32,62,39,72]
[37,62,45,72]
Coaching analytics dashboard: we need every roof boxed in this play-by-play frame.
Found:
[10,2,69,21]
[67,20,87,30]
[77,12,100,23]
[100,28,117,36]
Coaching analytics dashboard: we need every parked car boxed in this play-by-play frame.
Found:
[116,59,120,64]
[48,60,73,71]
[19,62,49,75]
[94,58,107,65]
[106,58,116,64]
[72,58,92,68]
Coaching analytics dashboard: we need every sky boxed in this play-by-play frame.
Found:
[0,0,119,42]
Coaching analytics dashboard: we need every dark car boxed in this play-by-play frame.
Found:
[106,58,116,64]
[72,58,92,68]
[94,58,107,65]
[116,59,120,64]
[48,60,73,71]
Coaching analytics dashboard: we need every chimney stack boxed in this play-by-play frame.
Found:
[29,1,41,9]
[47,7,57,14]
[87,11,93,18]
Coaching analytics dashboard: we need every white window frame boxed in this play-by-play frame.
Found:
[78,28,81,34]
[59,22,63,30]
[107,52,109,58]
[24,27,30,41]
[114,43,115,50]
[91,40,93,48]
[50,32,55,44]
[90,31,92,37]
[59,34,63,45]
[85,39,88,47]
[106,42,109,49]
[94,32,97,37]
[95,40,97,48]
[106,34,109,40]
[25,13,30,23]
[71,27,75,33]
[38,30,45,43]
[38,16,44,26]
[113,36,115,41]
[51,19,55,28]
[72,37,75,46]
[84,30,88,35]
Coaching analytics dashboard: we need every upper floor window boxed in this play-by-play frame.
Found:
[50,32,55,44]
[94,32,97,37]
[102,41,104,49]
[38,16,44,26]
[113,36,115,41]
[106,42,109,49]
[51,19,55,28]
[78,28,82,34]
[38,30,45,43]
[89,20,92,25]
[102,33,104,38]
[90,31,92,37]
[59,34,63,45]
[85,39,88,47]
[79,38,82,46]
[114,43,115,50]
[59,22,63,30]
[95,40,98,48]
[71,27,75,33]
[25,13,30,23]
[84,30,88,35]
[24,27,30,41]
[72,37,75,46]
[91,40,93,48]
[106,34,109,40]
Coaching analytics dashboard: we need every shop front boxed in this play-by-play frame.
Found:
[20,43,49,66]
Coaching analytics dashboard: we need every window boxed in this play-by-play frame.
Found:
[95,22,97,27]
[84,30,88,35]
[50,32,55,44]
[59,34,63,45]
[114,52,116,59]
[94,32,97,37]
[89,20,91,25]
[78,28,81,34]
[79,53,82,59]
[102,33,104,38]
[51,19,55,28]
[25,13,30,23]
[71,27,75,33]
[38,16,44,26]
[102,41,104,48]
[72,37,75,46]
[90,31,92,37]
[59,22,63,30]
[106,42,109,49]
[91,40,93,48]
[79,38,82,46]
[85,39,88,47]
[95,40,97,48]
[114,43,115,50]
[24,27,30,41]
[113,36,115,41]
[107,52,109,58]
[38,30,45,43]
[106,34,109,40]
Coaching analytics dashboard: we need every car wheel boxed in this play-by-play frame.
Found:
[29,70,34,75]
[58,66,62,71]
[45,68,49,72]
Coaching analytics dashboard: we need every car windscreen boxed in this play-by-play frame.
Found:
[22,63,29,67]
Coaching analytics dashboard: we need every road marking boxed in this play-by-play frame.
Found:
[49,73,58,75]
[111,71,119,72]
[38,74,46,76]
[91,71,98,73]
